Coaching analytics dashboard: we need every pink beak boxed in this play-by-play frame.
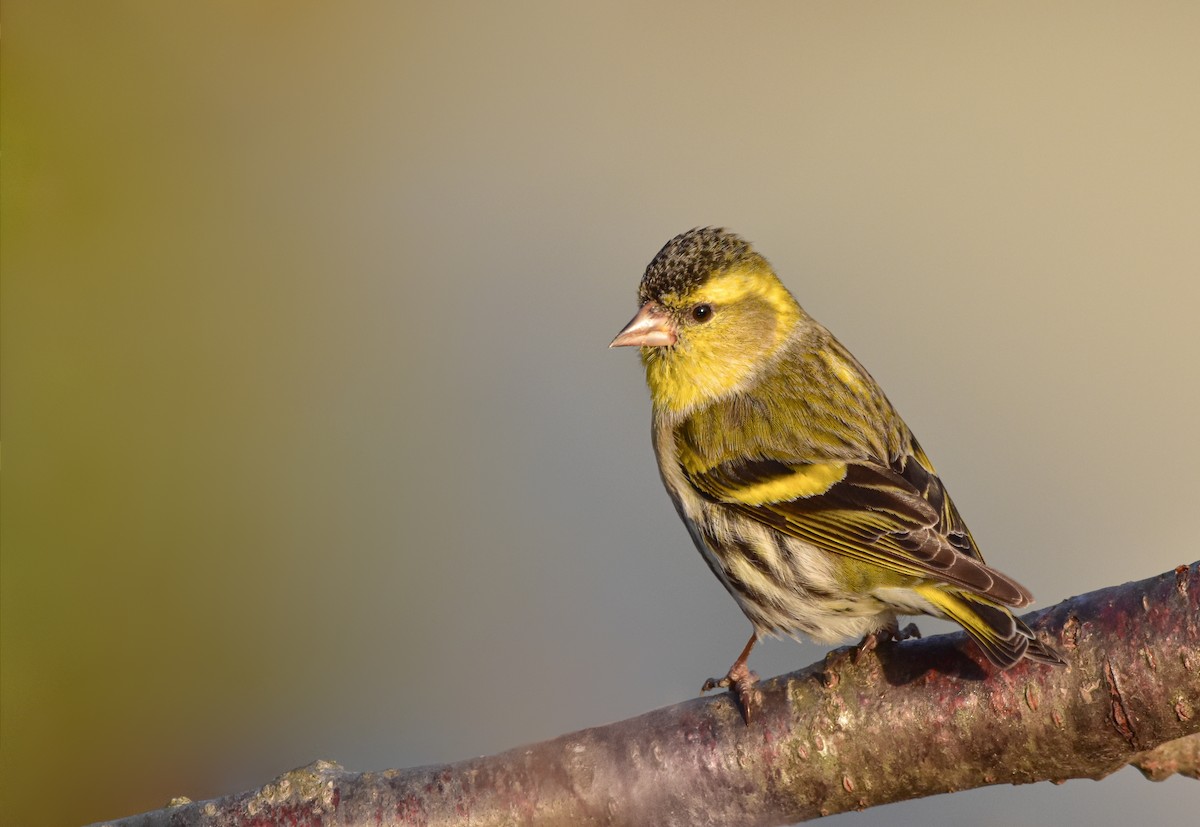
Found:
[609,302,677,348]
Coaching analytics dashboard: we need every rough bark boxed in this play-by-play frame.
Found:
[93,563,1200,827]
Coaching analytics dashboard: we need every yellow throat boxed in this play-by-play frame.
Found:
[642,266,802,416]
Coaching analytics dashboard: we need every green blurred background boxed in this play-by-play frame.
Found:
[3,3,1198,825]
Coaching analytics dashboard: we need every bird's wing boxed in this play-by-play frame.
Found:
[682,451,1033,607]
[897,439,985,564]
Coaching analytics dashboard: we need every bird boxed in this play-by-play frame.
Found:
[610,227,1063,722]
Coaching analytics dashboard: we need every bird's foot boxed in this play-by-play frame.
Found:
[851,631,881,664]
[852,621,921,663]
[702,660,763,724]
[823,621,922,687]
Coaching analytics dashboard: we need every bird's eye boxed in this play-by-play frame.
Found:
[691,303,714,322]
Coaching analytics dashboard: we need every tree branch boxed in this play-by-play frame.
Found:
[94,563,1200,827]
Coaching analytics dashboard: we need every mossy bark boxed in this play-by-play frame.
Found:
[94,563,1200,827]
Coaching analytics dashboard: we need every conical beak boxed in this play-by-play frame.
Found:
[609,302,677,348]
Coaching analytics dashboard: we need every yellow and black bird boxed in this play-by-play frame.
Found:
[611,228,1062,721]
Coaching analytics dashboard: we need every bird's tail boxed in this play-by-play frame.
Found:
[914,584,1065,668]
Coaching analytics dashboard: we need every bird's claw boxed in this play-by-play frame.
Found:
[824,621,923,684]
[702,661,763,723]
[850,631,880,664]
[852,621,922,663]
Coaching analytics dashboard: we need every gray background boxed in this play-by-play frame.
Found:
[3,3,1197,825]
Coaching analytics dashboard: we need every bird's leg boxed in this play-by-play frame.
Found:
[701,632,762,723]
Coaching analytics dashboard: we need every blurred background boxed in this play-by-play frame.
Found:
[3,3,1198,825]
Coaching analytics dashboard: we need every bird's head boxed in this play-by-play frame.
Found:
[611,228,804,415]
